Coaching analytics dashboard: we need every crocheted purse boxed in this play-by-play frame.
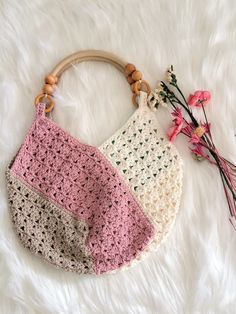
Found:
[6,50,183,275]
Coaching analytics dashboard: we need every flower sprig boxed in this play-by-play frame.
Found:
[148,66,236,229]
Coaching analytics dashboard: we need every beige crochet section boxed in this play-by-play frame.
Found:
[99,104,183,255]
[6,167,95,274]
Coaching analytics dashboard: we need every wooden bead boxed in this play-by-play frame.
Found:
[133,80,141,95]
[43,84,55,95]
[127,74,135,84]
[45,75,57,85]
[132,70,142,81]
[130,83,135,92]
[125,63,136,76]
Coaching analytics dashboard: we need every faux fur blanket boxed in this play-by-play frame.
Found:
[1,0,236,313]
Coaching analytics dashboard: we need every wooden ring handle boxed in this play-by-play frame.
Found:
[133,80,151,95]
[35,50,151,112]
[51,50,127,79]
[35,94,55,113]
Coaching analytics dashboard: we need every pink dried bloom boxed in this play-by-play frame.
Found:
[171,107,183,124]
[202,122,211,133]
[182,123,195,136]
[191,144,209,160]
[168,125,182,142]
[188,91,211,107]
[189,133,201,144]
[168,108,184,142]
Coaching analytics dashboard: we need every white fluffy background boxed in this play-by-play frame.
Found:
[1,0,236,313]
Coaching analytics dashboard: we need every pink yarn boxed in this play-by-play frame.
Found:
[11,104,155,274]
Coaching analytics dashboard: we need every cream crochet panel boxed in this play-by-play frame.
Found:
[99,92,183,258]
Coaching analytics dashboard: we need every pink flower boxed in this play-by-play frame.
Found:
[188,91,211,107]
[168,108,184,142]
[191,144,214,163]
[191,144,207,158]
[202,122,211,133]
[182,123,195,136]
[168,125,182,142]
[189,133,200,144]
[183,123,208,143]
[171,107,183,125]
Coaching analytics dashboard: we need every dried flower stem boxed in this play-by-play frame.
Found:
[159,70,236,226]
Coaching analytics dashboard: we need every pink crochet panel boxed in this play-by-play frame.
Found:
[11,104,155,274]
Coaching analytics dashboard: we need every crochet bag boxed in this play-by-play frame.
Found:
[6,50,183,275]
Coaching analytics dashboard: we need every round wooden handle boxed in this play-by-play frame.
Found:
[51,50,127,78]
[35,50,151,111]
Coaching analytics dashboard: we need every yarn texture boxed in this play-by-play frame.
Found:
[100,93,183,251]
[5,92,183,275]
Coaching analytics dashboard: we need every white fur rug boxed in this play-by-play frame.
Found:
[1,0,236,313]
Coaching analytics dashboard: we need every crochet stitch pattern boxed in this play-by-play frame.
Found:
[7,103,155,274]
[6,92,183,275]
[99,102,183,250]
[6,167,95,274]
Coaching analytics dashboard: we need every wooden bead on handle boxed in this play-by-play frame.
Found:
[133,81,142,95]
[127,75,135,84]
[130,83,135,92]
[43,84,55,95]
[45,75,58,85]
[125,63,136,76]
[132,70,142,81]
